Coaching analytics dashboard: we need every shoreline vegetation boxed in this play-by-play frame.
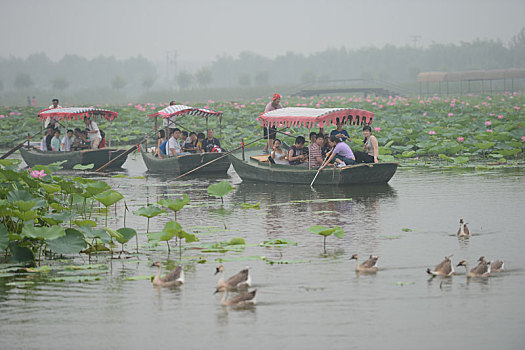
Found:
[1,93,523,167]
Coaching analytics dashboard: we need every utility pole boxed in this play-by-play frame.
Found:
[165,51,178,81]
[410,35,421,48]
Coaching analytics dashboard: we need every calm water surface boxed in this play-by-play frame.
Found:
[1,155,524,350]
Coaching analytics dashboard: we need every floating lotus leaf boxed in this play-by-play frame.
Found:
[207,181,233,198]
[94,190,124,207]
[73,219,97,227]
[73,163,95,170]
[134,205,165,218]
[46,228,87,254]
[228,237,246,245]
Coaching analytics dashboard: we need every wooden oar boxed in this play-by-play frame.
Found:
[310,155,331,187]
[170,128,288,181]
[0,130,43,159]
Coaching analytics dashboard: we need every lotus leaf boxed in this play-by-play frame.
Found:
[39,183,61,194]
[43,212,74,225]
[9,243,35,264]
[22,225,66,241]
[84,181,111,196]
[228,237,246,245]
[73,164,95,170]
[134,205,165,218]
[115,227,137,244]
[207,181,233,198]
[73,219,97,227]
[105,227,124,240]
[0,223,8,251]
[158,194,190,212]
[240,202,260,209]
[46,228,87,254]
[94,190,124,207]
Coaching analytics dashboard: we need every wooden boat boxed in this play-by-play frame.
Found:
[21,107,129,170]
[140,145,230,175]
[143,104,230,175]
[229,107,397,185]
[20,147,128,170]
[229,147,397,185]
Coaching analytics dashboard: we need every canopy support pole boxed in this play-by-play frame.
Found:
[308,127,311,170]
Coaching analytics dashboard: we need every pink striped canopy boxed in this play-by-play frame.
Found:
[258,107,374,129]
[38,107,118,122]
[150,105,222,119]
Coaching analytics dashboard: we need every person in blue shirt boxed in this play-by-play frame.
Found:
[330,119,350,142]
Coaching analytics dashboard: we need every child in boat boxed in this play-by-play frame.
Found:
[320,136,355,169]
[288,136,307,165]
[183,132,198,152]
[196,132,205,153]
[271,139,287,164]
[309,133,325,167]
[61,129,73,151]
[51,129,61,151]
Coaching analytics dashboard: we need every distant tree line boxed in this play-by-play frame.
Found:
[0,28,524,95]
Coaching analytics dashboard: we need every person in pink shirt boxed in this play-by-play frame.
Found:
[263,93,282,153]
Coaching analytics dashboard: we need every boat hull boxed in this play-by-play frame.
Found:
[140,145,231,175]
[229,148,397,185]
[19,147,128,170]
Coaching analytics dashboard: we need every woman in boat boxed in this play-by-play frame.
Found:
[354,126,379,163]
[288,136,307,165]
[98,130,107,148]
[50,129,61,151]
[61,129,74,151]
[156,129,167,158]
[84,116,101,149]
[320,136,355,169]
[271,139,287,164]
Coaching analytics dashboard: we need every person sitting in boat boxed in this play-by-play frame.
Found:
[155,129,167,158]
[196,132,205,153]
[288,136,307,165]
[168,128,189,157]
[39,126,54,151]
[98,130,107,148]
[330,119,350,143]
[202,129,221,153]
[84,116,101,149]
[263,93,282,154]
[321,134,331,159]
[72,128,90,150]
[271,139,288,164]
[309,133,325,168]
[354,126,379,163]
[61,129,73,151]
[320,136,355,169]
[183,132,198,152]
[50,129,61,151]
[181,130,190,145]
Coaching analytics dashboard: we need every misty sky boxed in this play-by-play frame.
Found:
[1,0,524,64]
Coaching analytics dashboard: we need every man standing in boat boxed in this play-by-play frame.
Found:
[84,116,102,149]
[44,98,62,128]
[263,93,282,154]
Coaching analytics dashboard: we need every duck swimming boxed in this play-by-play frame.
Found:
[152,261,184,287]
[457,219,470,237]
[350,254,379,273]
[427,256,454,276]
[457,256,490,277]
[215,265,251,293]
[221,289,257,306]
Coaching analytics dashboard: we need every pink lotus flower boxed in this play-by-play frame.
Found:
[521,136,525,142]
[423,112,427,116]
[374,127,381,132]
[285,131,291,134]
[457,137,464,142]
[0,115,5,118]
[29,169,46,180]
[378,105,383,109]
[428,131,436,135]
[448,113,454,117]
[514,106,521,111]
[485,121,492,126]
[486,129,493,133]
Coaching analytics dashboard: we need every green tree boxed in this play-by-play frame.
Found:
[111,75,127,90]
[52,77,69,90]
[14,72,33,89]
[238,72,251,86]
[195,68,213,88]
[142,76,156,89]
[176,71,193,90]
[254,70,269,86]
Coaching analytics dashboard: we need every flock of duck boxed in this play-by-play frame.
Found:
[152,261,256,306]
[149,218,504,304]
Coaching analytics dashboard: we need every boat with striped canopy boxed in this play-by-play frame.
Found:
[141,104,230,175]
[229,107,397,185]
[19,107,128,170]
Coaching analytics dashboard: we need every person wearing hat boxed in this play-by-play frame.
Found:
[263,93,283,153]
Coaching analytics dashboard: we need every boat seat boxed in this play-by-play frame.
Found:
[250,154,270,163]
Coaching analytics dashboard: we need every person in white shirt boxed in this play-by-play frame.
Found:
[44,98,62,128]
[61,129,73,151]
[168,128,182,157]
[84,117,101,149]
